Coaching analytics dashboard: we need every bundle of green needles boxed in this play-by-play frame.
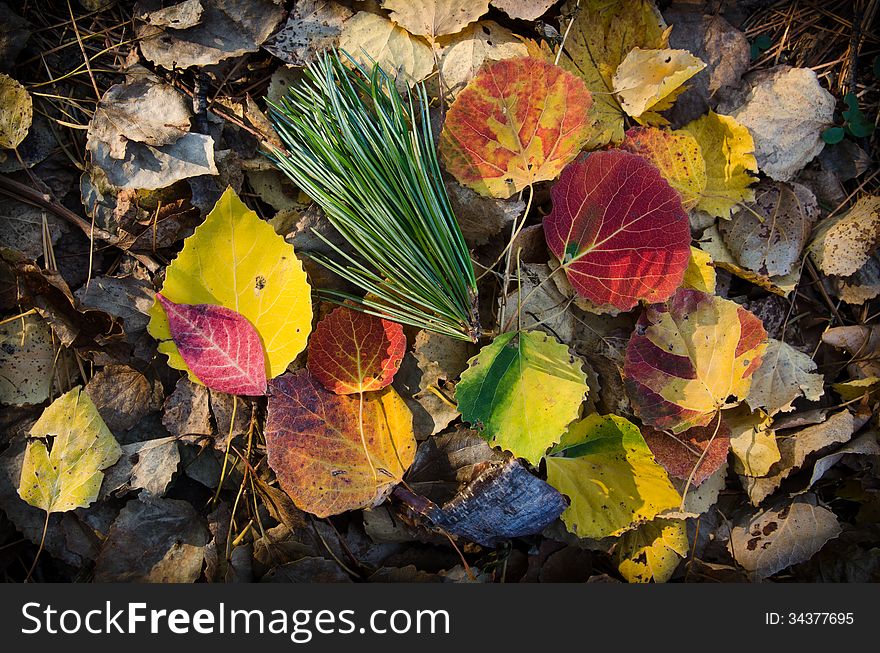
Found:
[268,51,480,342]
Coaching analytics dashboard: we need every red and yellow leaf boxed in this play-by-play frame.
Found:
[439,56,593,198]
[156,294,267,396]
[265,370,416,518]
[543,150,691,311]
[624,288,767,434]
[307,306,406,395]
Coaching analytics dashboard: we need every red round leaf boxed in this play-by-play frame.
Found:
[543,150,691,311]
[157,293,267,396]
[307,306,406,394]
[641,420,731,486]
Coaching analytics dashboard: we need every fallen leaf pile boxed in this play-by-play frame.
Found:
[0,0,878,584]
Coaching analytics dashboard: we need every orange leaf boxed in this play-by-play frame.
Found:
[439,56,593,198]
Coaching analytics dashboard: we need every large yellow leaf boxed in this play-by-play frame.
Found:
[546,413,681,539]
[616,518,688,583]
[382,0,488,41]
[556,0,667,147]
[338,12,434,86]
[18,387,122,513]
[682,111,757,219]
[148,187,312,380]
[612,48,705,121]
[624,288,768,434]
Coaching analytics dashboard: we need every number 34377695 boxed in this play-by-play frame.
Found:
[765,613,854,625]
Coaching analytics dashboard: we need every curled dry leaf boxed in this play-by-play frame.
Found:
[338,12,434,87]
[148,187,312,381]
[440,56,593,198]
[746,338,824,416]
[455,330,588,464]
[262,0,353,67]
[612,48,706,121]
[307,305,406,395]
[543,150,691,311]
[719,181,818,277]
[381,0,489,41]
[265,370,416,518]
[157,294,268,396]
[809,195,880,278]
[625,288,768,434]
[546,413,681,539]
[822,325,880,379]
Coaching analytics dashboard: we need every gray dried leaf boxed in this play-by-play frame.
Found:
[263,0,352,66]
[506,263,575,342]
[136,0,284,69]
[0,196,66,260]
[746,338,824,416]
[809,430,880,487]
[830,254,880,305]
[446,178,524,247]
[101,436,180,498]
[94,495,208,582]
[729,494,840,580]
[0,314,67,406]
[85,365,163,432]
[719,181,818,277]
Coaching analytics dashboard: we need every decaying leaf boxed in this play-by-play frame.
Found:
[491,0,555,21]
[743,410,854,505]
[822,325,880,379]
[265,370,416,518]
[0,314,61,406]
[546,413,681,539]
[381,0,488,41]
[85,364,163,433]
[148,187,312,381]
[307,306,406,395]
[720,181,818,278]
[612,48,705,121]
[455,330,588,464]
[556,0,667,146]
[102,436,181,498]
[809,431,880,487]
[0,72,32,149]
[746,338,824,416]
[440,56,593,198]
[681,111,757,219]
[621,126,707,210]
[157,295,268,396]
[262,0,353,67]
[615,518,688,583]
[338,12,434,87]
[135,0,285,69]
[720,66,835,181]
[729,494,841,580]
[445,176,524,246]
[18,387,122,514]
[543,150,691,311]
[625,288,768,434]
[809,195,880,278]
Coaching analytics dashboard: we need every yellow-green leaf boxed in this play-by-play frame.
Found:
[546,413,681,539]
[0,73,32,149]
[682,111,758,219]
[147,187,312,380]
[455,330,588,464]
[557,0,667,147]
[18,387,122,513]
[616,518,688,583]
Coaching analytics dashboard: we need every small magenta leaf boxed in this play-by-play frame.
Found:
[157,293,268,396]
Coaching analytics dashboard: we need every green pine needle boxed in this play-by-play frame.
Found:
[267,51,480,341]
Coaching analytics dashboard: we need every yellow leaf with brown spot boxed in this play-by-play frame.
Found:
[613,48,705,120]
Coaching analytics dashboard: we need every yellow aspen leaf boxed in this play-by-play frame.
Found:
[625,288,768,434]
[725,405,779,477]
[18,387,122,513]
[147,187,312,381]
[557,0,667,147]
[381,0,488,41]
[616,518,688,583]
[0,73,32,149]
[682,111,758,219]
[833,377,880,402]
[621,126,707,209]
[338,12,434,86]
[682,246,716,293]
[613,48,705,120]
[546,413,681,539]
[440,56,593,198]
